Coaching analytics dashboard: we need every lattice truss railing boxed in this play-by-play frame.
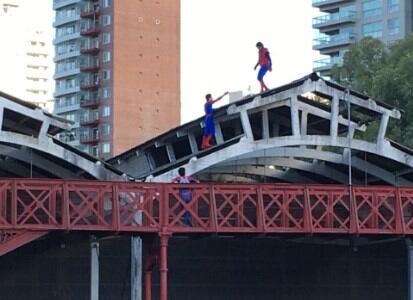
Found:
[0,180,413,235]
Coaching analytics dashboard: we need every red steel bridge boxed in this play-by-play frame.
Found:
[1,179,413,299]
[2,180,413,235]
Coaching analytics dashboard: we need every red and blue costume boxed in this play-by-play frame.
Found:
[257,47,271,81]
[203,100,215,137]
[255,42,272,92]
[200,92,229,149]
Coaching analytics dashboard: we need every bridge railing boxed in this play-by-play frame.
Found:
[0,179,413,235]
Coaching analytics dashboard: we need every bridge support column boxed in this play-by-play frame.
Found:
[143,237,157,300]
[159,232,171,300]
[144,268,152,300]
[407,239,413,300]
[131,236,143,300]
[90,235,99,300]
[377,112,390,150]
[290,95,300,137]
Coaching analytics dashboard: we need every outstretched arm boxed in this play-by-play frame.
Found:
[211,92,230,104]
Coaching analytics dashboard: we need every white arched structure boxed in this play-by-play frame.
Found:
[0,91,123,180]
[110,73,413,186]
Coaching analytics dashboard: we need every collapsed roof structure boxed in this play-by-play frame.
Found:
[110,73,413,186]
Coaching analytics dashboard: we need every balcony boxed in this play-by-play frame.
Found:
[80,98,100,108]
[54,102,80,114]
[313,32,356,51]
[54,0,80,10]
[80,80,100,90]
[53,32,81,45]
[80,113,100,126]
[80,131,100,144]
[54,50,80,62]
[81,5,100,18]
[54,67,81,80]
[80,63,100,72]
[80,26,100,37]
[53,14,80,27]
[80,45,100,55]
[312,0,354,8]
[54,86,80,98]
[313,56,343,74]
[313,11,356,29]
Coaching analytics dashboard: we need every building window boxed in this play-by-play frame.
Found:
[56,24,76,37]
[102,32,111,44]
[102,15,111,26]
[388,18,400,35]
[58,78,76,89]
[388,0,399,13]
[57,42,76,55]
[55,97,64,108]
[102,69,111,80]
[91,146,99,157]
[64,113,76,122]
[101,124,111,136]
[102,143,111,153]
[56,59,76,73]
[103,0,112,8]
[363,21,383,38]
[57,95,78,108]
[102,106,111,117]
[102,87,111,98]
[57,7,76,19]
[57,80,64,89]
[362,0,382,17]
[102,51,111,63]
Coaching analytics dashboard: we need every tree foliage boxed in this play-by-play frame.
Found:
[331,33,413,146]
[331,37,388,93]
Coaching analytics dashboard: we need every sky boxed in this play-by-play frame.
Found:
[0,0,54,104]
[181,0,319,122]
[1,0,319,122]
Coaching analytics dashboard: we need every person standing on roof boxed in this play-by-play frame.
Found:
[254,42,272,93]
[201,92,229,149]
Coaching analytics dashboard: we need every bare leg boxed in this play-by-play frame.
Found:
[260,80,269,92]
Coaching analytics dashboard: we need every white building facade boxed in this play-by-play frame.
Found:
[0,0,54,111]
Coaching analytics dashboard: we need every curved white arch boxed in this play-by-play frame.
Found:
[209,157,359,184]
[0,131,122,180]
[152,135,413,184]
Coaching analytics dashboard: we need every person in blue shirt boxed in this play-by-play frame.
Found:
[201,92,229,149]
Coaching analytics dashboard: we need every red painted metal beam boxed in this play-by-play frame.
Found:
[0,179,412,236]
[0,230,48,256]
[159,232,171,300]
[143,237,157,300]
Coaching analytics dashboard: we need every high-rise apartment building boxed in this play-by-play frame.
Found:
[312,0,413,76]
[0,0,54,111]
[53,0,180,158]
